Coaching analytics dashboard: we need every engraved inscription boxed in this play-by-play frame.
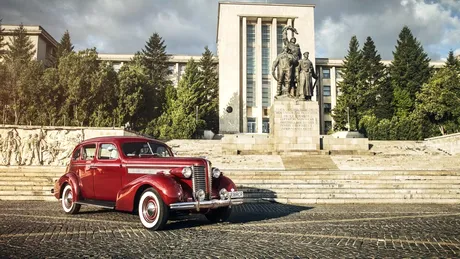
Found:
[275,107,319,131]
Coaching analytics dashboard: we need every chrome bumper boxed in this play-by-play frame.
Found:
[170,198,244,211]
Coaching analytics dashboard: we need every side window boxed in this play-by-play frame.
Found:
[98,143,119,160]
[155,146,170,157]
[72,148,81,161]
[82,144,96,161]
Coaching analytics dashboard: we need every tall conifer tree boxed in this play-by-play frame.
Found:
[332,36,362,130]
[199,46,219,133]
[5,23,35,63]
[390,26,432,117]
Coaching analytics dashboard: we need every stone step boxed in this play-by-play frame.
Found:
[0,176,58,182]
[0,190,54,196]
[239,187,460,194]
[0,195,56,201]
[0,186,53,191]
[233,179,460,184]
[236,183,460,189]
[0,181,54,186]
[0,166,65,173]
[0,172,63,177]
[254,198,460,204]
[242,192,460,199]
[228,175,460,180]
[223,170,460,176]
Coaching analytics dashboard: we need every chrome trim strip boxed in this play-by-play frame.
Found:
[170,198,244,211]
[123,164,185,168]
[127,168,170,175]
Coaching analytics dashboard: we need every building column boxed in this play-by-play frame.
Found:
[330,66,337,129]
[175,63,179,87]
[255,18,263,134]
[242,17,248,133]
[318,66,324,134]
[271,18,278,104]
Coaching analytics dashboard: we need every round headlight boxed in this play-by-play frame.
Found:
[212,167,221,178]
[195,189,205,201]
[182,167,192,178]
[219,188,229,200]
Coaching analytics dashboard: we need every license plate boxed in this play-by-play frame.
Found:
[230,191,243,198]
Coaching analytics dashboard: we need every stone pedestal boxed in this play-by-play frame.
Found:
[269,98,320,151]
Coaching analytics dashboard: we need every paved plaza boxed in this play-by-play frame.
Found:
[0,201,459,258]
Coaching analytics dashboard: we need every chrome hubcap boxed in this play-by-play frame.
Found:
[64,190,72,208]
[147,202,156,217]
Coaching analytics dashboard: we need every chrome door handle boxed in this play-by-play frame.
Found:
[89,165,97,169]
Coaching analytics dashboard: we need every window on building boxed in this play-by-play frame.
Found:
[262,24,271,108]
[247,24,256,107]
[336,68,342,79]
[168,65,175,74]
[322,68,330,79]
[324,103,331,114]
[325,121,332,134]
[262,118,270,133]
[277,24,286,55]
[247,117,256,133]
[323,85,331,96]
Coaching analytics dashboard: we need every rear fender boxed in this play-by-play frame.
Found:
[54,173,80,201]
[116,174,183,212]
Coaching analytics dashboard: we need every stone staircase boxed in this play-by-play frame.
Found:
[225,170,460,204]
[0,166,64,201]
[1,166,459,204]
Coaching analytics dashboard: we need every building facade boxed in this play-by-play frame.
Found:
[1,25,57,64]
[217,2,316,134]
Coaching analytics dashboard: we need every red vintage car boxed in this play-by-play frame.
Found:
[52,136,243,230]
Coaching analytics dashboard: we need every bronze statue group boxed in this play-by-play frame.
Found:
[272,25,318,101]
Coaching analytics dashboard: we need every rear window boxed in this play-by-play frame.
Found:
[121,142,171,158]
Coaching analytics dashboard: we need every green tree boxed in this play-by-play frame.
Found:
[58,48,99,126]
[445,50,460,70]
[89,62,118,127]
[332,36,362,130]
[199,46,219,133]
[155,59,205,139]
[50,30,74,67]
[390,26,432,117]
[115,62,149,128]
[416,63,460,135]
[139,33,171,124]
[359,36,392,119]
[4,23,35,63]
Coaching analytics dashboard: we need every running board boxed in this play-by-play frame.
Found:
[76,200,115,209]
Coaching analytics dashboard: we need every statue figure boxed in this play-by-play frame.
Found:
[282,25,301,61]
[0,134,3,164]
[272,46,295,96]
[296,52,318,101]
[12,130,22,165]
[3,131,15,165]
[22,134,34,166]
[31,134,41,165]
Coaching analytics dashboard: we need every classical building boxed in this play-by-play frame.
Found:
[0,25,57,64]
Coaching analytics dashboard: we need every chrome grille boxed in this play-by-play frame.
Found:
[193,166,207,197]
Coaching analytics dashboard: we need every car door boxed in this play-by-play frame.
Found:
[93,143,123,201]
[79,144,97,199]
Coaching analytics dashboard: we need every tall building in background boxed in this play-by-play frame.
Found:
[217,2,316,134]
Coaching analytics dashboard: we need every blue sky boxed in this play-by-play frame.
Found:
[1,0,459,60]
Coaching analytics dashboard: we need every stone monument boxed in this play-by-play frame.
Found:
[270,25,320,151]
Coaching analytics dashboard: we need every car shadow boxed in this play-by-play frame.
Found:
[165,187,314,230]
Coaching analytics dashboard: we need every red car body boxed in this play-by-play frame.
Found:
[53,136,243,230]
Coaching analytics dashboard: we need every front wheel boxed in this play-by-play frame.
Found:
[138,188,169,230]
[61,184,80,214]
[205,207,232,223]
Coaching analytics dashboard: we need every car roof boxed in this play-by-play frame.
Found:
[79,136,166,146]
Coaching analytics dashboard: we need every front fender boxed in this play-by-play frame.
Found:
[212,175,237,197]
[54,173,80,201]
[115,174,183,212]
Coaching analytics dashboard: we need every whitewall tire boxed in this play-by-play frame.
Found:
[61,184,80,214]
[138,188,169,230]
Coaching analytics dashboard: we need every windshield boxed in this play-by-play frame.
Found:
[121,141,172,158]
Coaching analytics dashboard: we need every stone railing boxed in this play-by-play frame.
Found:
[425,132,460,155]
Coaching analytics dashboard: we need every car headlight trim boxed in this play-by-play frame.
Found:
[182,167,193,178]
[195,189,205,201]
[212,167,221,178]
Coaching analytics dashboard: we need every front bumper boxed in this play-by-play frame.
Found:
[170,198,243,211]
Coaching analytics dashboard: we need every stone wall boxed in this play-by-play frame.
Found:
[322,136,369,151]
[0,125,129,166]
[425,133,460,155]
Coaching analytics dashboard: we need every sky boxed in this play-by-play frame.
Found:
[0,0,459,61]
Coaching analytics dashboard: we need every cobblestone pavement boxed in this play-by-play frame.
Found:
[1,201,460,258]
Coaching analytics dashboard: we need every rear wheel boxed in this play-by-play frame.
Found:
[61,184,80,214]
[138,188,169,230]
[205,207,232,223]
